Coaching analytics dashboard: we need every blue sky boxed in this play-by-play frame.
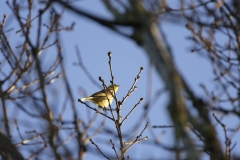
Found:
[0,1,239,159]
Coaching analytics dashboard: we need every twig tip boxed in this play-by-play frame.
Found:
[99,76,103,82]
[108,51,112,57]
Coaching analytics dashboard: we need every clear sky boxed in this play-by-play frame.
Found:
[0,1,239,160]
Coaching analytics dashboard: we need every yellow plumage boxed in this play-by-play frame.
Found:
[81,84,119,108]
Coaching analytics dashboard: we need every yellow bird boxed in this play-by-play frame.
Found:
[80,84,119,109]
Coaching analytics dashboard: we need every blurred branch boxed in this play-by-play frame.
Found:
[0,130,24,160]
[74,45,102,89]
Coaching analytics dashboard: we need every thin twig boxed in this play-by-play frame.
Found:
[120,67,144,105]
[123,122,148,153]
[152,125,175,128]
[120,98,144,126]
[90,139,110,160]
[213,113,231,159]
[110,139,119,160]
[78,99,113,121]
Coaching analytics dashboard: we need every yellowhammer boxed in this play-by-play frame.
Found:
[80,84,119,109]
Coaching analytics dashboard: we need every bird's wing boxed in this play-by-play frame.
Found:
[90,89,112,97]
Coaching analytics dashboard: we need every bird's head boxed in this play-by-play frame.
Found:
[107,84,119,92]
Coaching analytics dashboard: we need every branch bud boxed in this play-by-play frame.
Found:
[99,76,103,82]
[108,51,112,57]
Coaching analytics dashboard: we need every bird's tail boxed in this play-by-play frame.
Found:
[80,97,92,102]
